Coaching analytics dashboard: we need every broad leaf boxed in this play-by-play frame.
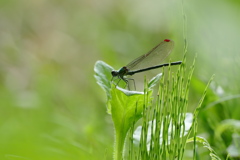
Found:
[94,60,113,99]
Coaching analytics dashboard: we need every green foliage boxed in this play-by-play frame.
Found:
[187,136,221,160]
[94,61,113,100]
[94,57,220,160]
[1,0,240,159]
[110,88,146,160]
[94,60,155,160]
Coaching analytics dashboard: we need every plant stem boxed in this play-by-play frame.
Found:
[114,124,127,160]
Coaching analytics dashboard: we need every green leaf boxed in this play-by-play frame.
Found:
[216,119,240,136]
[94,60,113,99]
[148,73,162,89]
[110,87,152,160]
[116,86,144,96]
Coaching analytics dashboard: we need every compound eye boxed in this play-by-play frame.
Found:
[111,71,118,77]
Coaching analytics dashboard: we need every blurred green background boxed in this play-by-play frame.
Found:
[0,0,240,159]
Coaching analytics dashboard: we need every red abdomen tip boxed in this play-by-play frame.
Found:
[164,39,171,42]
